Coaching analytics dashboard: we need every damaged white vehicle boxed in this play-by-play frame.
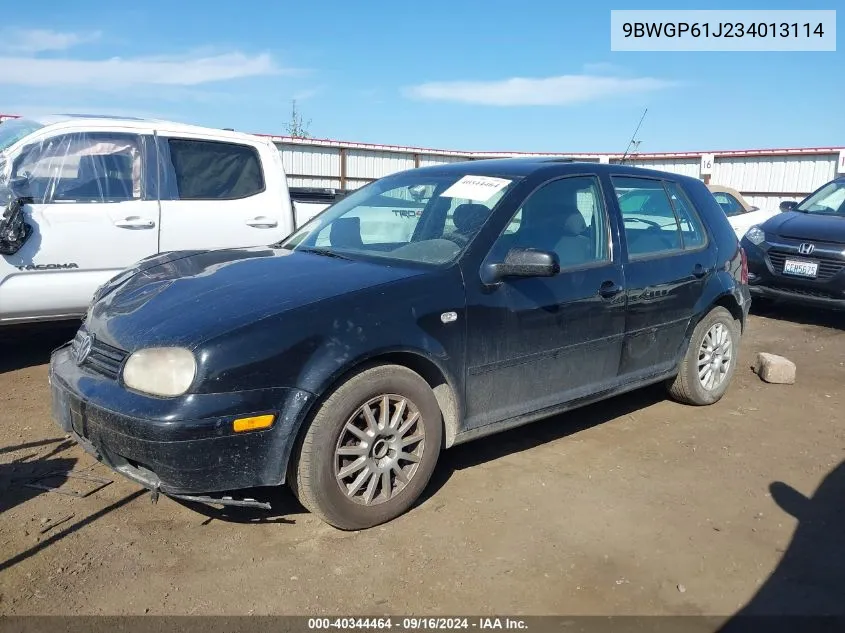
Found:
[0,114,339,326]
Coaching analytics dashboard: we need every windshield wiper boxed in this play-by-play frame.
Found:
[296,246,353,260]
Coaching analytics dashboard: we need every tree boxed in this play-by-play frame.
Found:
[285,99,312,138]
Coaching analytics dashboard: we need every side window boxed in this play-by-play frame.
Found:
[14,133,143,203]
[713,192,744,217]
[612,176,682,258]
[665,182,707,249]
[489,175,609,268]
[167,139,264,200]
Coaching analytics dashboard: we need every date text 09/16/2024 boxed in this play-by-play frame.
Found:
[307,618,528,630]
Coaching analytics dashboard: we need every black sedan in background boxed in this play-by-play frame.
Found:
[742,177,845,309]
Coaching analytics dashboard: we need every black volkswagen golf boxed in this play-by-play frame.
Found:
[741,177,845,309]
[50,160,750,530]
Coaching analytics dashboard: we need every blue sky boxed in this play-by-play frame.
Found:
[0,0,841,152]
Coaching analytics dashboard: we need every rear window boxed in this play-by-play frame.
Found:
[167,139,264,200]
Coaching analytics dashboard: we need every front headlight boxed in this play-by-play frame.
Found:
[122,347,196,397]
[745,226,766,245]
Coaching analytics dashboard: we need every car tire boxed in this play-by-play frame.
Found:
[667,306,740,406]
[291,363,442,530]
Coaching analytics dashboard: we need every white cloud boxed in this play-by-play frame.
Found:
[0,29,101,54]
[0,52,295,88]
[581,62,623,75]
[405,74,677,106]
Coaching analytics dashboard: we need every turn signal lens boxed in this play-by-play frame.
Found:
[233,414,275,433]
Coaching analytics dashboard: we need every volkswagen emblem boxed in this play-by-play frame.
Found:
[798,243,815,255]
[73,333,94,366]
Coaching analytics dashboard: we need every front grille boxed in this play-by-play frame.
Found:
[767,250,844,280]
[71,330,128,380]
[770,285,841,300]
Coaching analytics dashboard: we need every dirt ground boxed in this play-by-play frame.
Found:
[0,305,843,619]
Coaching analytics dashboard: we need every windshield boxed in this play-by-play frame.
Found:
[797,180,845,216]
[281,171,520,266]
[0,119,44,152]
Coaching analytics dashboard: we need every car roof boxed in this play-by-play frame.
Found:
[21,113,267,145]
[707,184,753,211]
[408,157,697,182]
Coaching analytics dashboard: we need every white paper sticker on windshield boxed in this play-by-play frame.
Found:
[441,175,512,202]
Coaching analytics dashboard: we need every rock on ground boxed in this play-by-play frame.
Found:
[755,352,797,384]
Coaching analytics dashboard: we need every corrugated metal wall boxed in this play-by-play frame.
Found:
[278,144,341,189]
[272,140,841,204]
[712,155,837,194]
[615,158,701,178]
[418,155,468,167]
[346,150,415,188]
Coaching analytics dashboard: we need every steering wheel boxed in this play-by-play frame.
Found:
[443,232,469,248]
[625,217,663,231]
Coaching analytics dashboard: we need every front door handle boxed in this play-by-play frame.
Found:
[114,216,155,229]
[598,280,623,299]
[246,217,279,229]
[693,264,707,279]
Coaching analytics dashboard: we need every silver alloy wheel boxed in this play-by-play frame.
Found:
[334,394,426,506]
[698,322,733,391]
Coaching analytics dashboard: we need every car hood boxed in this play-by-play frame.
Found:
[88,247,429,350]
[762,211,845,244]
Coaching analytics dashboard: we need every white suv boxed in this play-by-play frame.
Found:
[0,114,298,325]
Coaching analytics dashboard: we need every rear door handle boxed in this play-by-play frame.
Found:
[246,216,279,229]
[693,264,707,278]
[114,216,155,229]
[599,280,623,299]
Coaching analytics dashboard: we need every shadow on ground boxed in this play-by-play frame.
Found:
[750,300,843,331]
[718,459,845,630]
[420,383,666,504]
[169,489,300,525]
[172,385,667,526]
[0,321,79,374]
[0,438,77,515]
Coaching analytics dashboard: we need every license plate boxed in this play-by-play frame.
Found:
[783,259,818,278]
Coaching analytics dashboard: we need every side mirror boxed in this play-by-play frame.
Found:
[748,206,759,212]
[483,247,560,283]
[779,200,798,212]
[0,188,33,256]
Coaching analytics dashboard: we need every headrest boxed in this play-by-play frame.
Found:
[521,187,588,236]
[330,216,363,248]
[77,154,131,180]
[452,203,490,234]
[560,206,587,236]
[99,153,132,174]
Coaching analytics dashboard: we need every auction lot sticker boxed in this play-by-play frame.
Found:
[442,176,512,202]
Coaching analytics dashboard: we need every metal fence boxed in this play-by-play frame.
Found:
[2,114,841,210]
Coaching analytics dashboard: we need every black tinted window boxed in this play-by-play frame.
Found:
[489,176,609,269]
[665,182,707,248]
[613,177,682,258]
[712,192,743,217]
[168,139,264,200]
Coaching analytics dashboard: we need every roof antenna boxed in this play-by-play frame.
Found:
[620,108,648,165]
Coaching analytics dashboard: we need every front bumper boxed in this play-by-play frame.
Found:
[49,344,314,495]
[742,239,845,309]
